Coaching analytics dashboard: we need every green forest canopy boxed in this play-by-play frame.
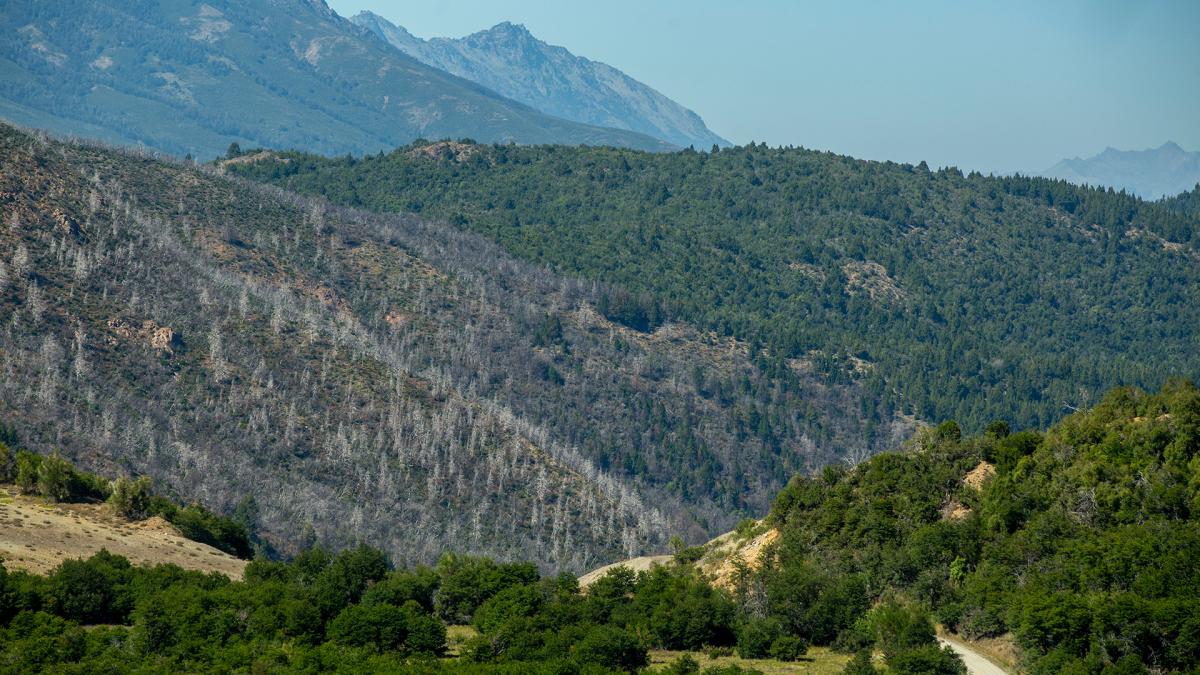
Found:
[231,142,1200,436]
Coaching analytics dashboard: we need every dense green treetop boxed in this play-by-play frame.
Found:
[763,380,1200,673]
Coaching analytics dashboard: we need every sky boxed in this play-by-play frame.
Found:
[328,0,1200,174]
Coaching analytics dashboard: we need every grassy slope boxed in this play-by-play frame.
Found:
[0,485,246,579]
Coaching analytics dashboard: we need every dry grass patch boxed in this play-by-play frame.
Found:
[648,647,851,674]
[0,485,246,579]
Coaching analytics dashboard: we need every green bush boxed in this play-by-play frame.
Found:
[737,617,782,659]
[108,476,153,520]
[160,503,252,559]
[36,453,73,502]
[627,567,737,650]
[769,635,808,660]
[662,653,701,674]
[700,665,765,675]
[0,441,13,482]
[955,606,1005,640]
[49,551,132,624]
[327,601,444,656]
[14,450,40,493]
[571,625,648,672]
[841,650,880,674]
[434,554,539,623]
[868,600,936,659]
[1010,591,1091,656]
[472,584,543,634]
[361,567,439,612]
[886,644,966,675]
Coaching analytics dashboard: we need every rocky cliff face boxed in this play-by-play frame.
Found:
[353,12,729,149]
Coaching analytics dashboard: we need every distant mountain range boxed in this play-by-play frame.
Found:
[351,11,729,150]
[1042,141,1200,200]
[0,0,672,159]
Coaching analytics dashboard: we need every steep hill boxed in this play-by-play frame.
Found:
[352,12,729,149]
[1042,141,1200,199]
[0,123,908,570]
[0,0,672,159]
[760,381,1200,673]
[230,141,1200,443]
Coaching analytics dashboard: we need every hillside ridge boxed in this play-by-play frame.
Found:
[0,0,673,159]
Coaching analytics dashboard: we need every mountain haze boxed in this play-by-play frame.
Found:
[1042,141,1200,199]
[0,0,672,159]
[352,11,729,150]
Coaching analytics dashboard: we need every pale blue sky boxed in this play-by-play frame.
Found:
[328,0,1199,174]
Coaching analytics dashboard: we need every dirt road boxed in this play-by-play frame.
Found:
[938,635,1010,675]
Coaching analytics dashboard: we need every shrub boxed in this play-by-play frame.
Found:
[14,450,41,493]
[571,625,648,672]
[50,551,133,624]
[1010,591,1091,656]
[769,635,809,661]
[833,618,876,654]
[662,654,700,674]
[163,504,253,559]
[361,567,439,612]
[886,644,966,675]
[36,453,73,502]
[109,476,153,519]
[705,645,734,659]
[737,617,782,658]
[642,574,737,650]
[434,554,539,623]
[869,599,936,658]
[472,584,543,634]
[841,650,880,674]
[327,601,444,656]
[700,666,765,675]
[957,606,1006,640]
[0,441,13,482]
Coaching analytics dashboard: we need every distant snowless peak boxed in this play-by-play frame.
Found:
[350,10,730,150]
[1043,141,1200,200]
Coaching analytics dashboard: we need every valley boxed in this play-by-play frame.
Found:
[0,2,1197,671]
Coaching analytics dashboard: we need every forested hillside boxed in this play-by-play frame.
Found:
[6,382,1196,673]
[0,123,909,567]
[232,142,1200,437]
[757,380,1200,673]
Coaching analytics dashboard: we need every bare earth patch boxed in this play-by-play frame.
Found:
[842,260,906,304]
[963,461,996,491]
[698,526,780,590]
[577,554,672,589]
[577,522,781,592]
[0,485,246,579]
